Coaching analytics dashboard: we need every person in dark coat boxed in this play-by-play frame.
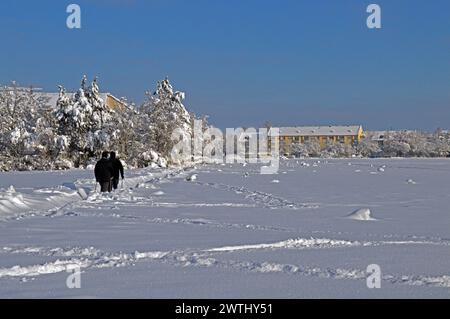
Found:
[109,151,124,190]
[94,151,114,193]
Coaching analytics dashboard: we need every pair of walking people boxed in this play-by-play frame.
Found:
[94,151,124,193]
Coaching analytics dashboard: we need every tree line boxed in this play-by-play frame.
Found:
[0,77,195,171]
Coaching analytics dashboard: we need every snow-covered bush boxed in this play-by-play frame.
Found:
[290,138,321,157]
[323,141,355,158]
[356,138,381,157]
[290,143,309,158]
[356,130,450,158]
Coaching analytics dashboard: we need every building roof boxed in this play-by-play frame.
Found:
[273,125,362,137]
[37,92,115,108]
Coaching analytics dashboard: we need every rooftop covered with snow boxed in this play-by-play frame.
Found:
[37,92,123,109]
[273,125,363,137]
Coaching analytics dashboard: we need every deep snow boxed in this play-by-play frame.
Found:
[0,158,449,298]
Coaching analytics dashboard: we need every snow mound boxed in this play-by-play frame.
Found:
[186,174,197,181]
[0,185,80,219]
[347,208,377,221]
[77,188,88,200]
[0,189,29,215]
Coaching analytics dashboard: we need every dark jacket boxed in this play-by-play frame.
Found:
[94,158,114,183]
[110,156,124,180]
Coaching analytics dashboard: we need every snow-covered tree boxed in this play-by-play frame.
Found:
[55,76,114,166]
[304,138,322,157]
[356,138,381,157]
[139,77,193,161]
[291,142,310,158]
[0,82,53,170]
[55,78,91,153]
[324,140,355,157]
[108,98,141,164]
[289,138,322,157]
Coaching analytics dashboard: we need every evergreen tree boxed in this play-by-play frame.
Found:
[139,78,193,161]
[55,76,114,166]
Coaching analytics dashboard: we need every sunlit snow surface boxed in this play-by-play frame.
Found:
[0,158,449,298]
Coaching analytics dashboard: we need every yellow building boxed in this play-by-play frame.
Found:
[101,93,127,111]
[270,125,364,155]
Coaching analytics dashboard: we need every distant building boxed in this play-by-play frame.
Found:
[40,92,126,111]
[369,130,391,146]
[269,125,364,155]
[102,93,127,110]
[0,86,127,111]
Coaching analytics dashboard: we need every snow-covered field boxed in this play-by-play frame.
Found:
[0,158,449,298]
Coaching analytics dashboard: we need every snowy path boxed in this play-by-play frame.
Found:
[0,159,450,298]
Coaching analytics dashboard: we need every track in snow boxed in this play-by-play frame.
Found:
[2,237,450,289]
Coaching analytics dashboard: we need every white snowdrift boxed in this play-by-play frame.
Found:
[346,208,377,221]
[0,185,81,220]
[206,238,362,252]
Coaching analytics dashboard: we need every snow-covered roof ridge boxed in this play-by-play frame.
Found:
[270,125,362,136]
[275,125,362,136]
[35,92,122,109]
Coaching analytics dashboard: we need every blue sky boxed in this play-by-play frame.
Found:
[0,0,449,130]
